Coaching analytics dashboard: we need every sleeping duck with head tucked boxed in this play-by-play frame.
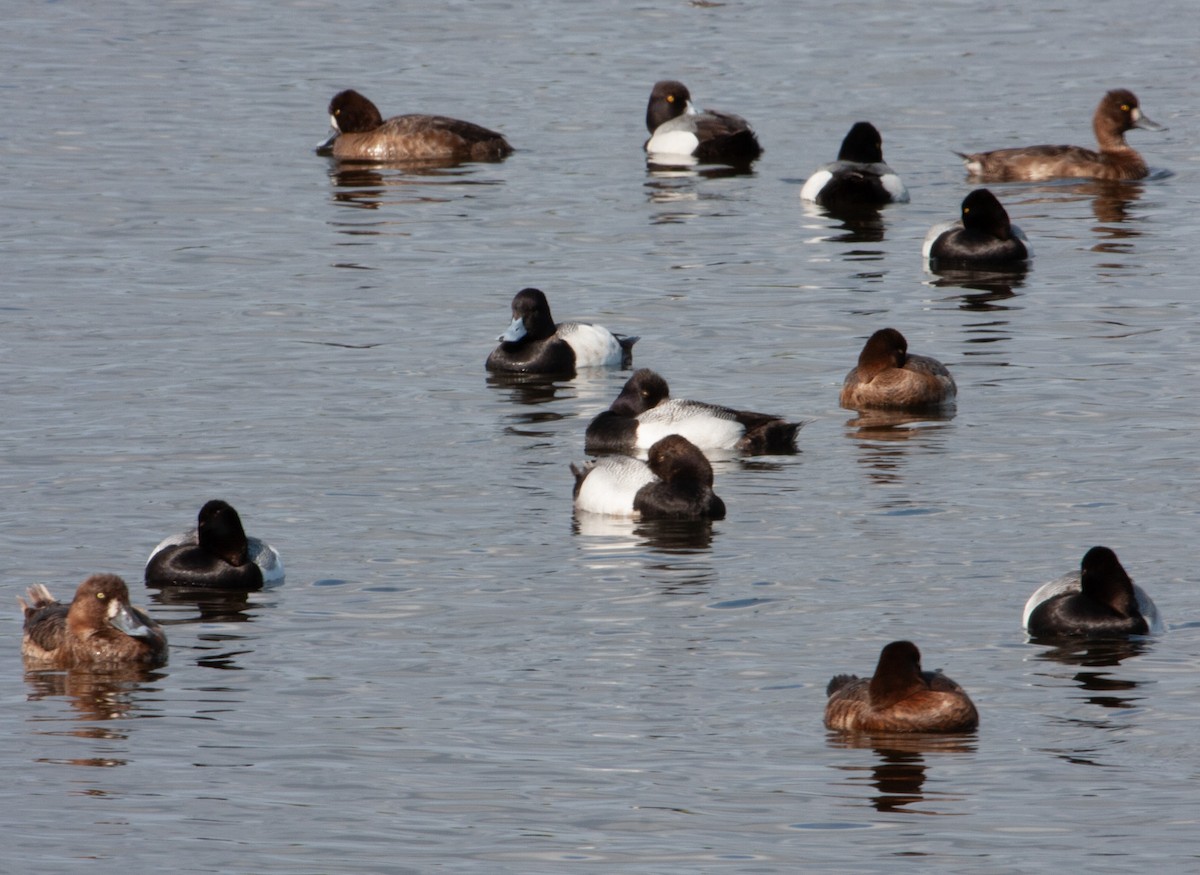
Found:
[824,640,978,733]
[145,499,284,590]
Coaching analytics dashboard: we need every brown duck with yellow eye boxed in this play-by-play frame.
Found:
[824,641,978,733]
[20,574,167,668]
[839,328,956,411]
[318,89,513,163]
[958,89,1165,182]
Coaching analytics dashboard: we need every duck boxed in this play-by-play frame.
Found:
[923,189,1032,269]
[20,574,168,668]
[486,288,638,374]
[316,89,513,163]
[585,368,802,456]
[644,80,763,167]
[571,434,726,520]
[1023,546,1163,639]
[145,499,284,590]
[839,328,956,411]
[800,121,910,208]
[958,89,1164,182]
[824,641,979,733]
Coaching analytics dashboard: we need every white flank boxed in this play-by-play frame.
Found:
[1022,571,1163,633]
[633,400,745,450]
[559,322,623,367]
[574,456,657,516]
[799,170,833,202]
[881,172,910,203]
[921,220,960,260]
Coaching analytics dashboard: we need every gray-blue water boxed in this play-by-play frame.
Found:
[4,1,1199,871]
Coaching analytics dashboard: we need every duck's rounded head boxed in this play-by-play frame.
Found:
[328,89,385,134]
[646,80,692,133]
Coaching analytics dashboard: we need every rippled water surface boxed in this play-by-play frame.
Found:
[5,1,1200,872]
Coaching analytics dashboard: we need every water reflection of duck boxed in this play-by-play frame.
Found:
[826,735,976,814]
[1030,638,1150,710]
[24,664,165,725]
[927,263,1028,308]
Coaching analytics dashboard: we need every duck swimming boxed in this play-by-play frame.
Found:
[923,188,1031,269]
[146,499,284,590]
[824,640,979,733]
[585,368,801,456]
[571,434,726,520]
[800,121,909,209]
[1023,546,1162,639]
[317,89,513,163]
[486,288,638,374]
[644,80,762,167]
[21,574,167,668]
[839,328,956,411]
[958,89,1164,182]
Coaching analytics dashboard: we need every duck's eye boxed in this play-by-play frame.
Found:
[963,207,971,215]
[666,94,675,104]
[96,592,107,600]
[1121,104,1131,112]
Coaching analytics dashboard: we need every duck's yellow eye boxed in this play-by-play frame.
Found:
[1121,104,1131,112]
[963,207,971,215]
[666,94,675,104]
[96,592,106,600]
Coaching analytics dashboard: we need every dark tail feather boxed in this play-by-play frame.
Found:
[569,461,594,498]
[737,419,803,455]
[617,334,639,368]
[826,674,859,697]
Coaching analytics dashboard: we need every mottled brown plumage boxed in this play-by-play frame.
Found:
[322,89,513,163]
[959,89,1164,182]
[20,574,167,668]
[824,641,978,733]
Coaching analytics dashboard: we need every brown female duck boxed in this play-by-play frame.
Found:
[21,574,167,668]
[959,89,1164,182]
[318,89,513,163]
[839,328,956,411]
[825,641,978,733]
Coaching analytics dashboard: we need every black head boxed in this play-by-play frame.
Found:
[646,434,714,486]
[646,80,692,133]
[197,500,251,567]
[1079,546,1138,615]
[960,188,1013,239]
[837,121,884,163]
[328,89,385,133]
[505,288,557,341]
[610,368,671,416]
